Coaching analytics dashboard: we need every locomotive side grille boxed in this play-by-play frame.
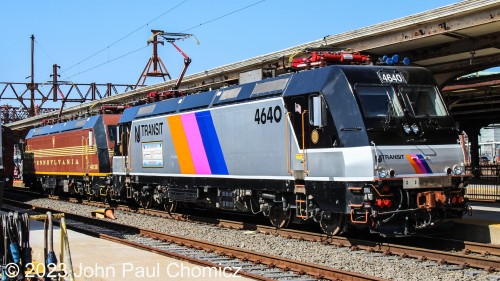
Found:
[167,187,198,203]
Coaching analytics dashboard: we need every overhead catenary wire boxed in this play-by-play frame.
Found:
[64,45,149,80]
[34,39,57,65]
[62,0,189,75]
[63,0,267,81]
[182,0,266,32]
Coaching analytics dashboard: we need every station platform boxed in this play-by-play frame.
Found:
[25,219,252,281]
[447,202,500,244]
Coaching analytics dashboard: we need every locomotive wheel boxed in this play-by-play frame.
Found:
[86,190,97,202]
[163,200,177,213]
[269,205,291,229]
[85,194,94,202]
[320,213,344,236]
[139,195,153,209]
[101,195,110,204]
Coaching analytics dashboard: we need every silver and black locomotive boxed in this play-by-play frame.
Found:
[22,58,468,236]
[102,64,469,236]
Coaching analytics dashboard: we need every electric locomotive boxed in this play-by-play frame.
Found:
[111,63,468,236]
[23,113,121,199]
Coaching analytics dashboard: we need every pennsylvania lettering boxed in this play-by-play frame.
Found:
[35,158,80,166]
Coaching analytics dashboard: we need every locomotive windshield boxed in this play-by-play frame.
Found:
[356,85,404,118]
[107,125,117,143]
[400,85,448,117]
[356,85,448,119]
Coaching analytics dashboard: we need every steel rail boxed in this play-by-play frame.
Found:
[6,189,500,272]
[2,197,385,281]
[135,229,385,281]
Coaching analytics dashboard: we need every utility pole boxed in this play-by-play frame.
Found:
[29,34,36,116]
[51,64,60,102]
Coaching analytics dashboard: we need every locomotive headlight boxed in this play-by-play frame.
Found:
[389,169,396,177]
[402,123,411,134]
[452,164,464,175]
[445,167,452,175]
[377,166,388,178]
[411,124,419,134]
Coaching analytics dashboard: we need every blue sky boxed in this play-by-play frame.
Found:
[1,0,467,87]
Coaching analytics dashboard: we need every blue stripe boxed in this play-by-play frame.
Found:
[195,111,228,175]
[417,154,433,173]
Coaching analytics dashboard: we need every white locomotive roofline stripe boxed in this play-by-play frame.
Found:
[374,144,461,149]
[390,173,449,178]
[111,172,375,182]
[331,176,375,181]
[305,144,461,153]
[111,172,459,181]
[115,172,295,180]
[304,147,369,153]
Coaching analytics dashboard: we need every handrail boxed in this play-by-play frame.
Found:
[371,141,378,170]
[301,110,308,175]
[350,209,369,224]
[285,112,292,175]
[85,137,89,173]
[120,132,125,173]
[81,137,84,171]
[126,131,131,173]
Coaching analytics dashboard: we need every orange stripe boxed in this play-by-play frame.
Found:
[167,115,195,174]
[405,154,422,173]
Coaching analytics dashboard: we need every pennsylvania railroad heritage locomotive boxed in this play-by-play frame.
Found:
[22,61,469,236]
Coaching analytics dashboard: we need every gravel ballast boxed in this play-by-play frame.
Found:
[27,198,496,281]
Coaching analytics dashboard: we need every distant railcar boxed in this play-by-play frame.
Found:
[1,124,15,189]
[0,123,5,190]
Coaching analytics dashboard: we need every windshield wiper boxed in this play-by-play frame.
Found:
[384,102,393,124]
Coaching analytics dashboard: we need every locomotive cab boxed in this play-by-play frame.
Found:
[309,66,469,236]
[273,65,468,236]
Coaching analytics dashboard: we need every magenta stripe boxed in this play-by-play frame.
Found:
[181,113,211,174]
[411,154,427,174]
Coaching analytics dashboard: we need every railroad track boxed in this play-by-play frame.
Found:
[5,188,500,273]
[1,197,385,281]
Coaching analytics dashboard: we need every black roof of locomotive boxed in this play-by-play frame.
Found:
[119,64,436,124]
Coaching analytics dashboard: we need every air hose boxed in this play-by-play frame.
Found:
[8,213,21,264]
[2,215,8,281]
[46,212,57,266]
[21,213,32,264]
